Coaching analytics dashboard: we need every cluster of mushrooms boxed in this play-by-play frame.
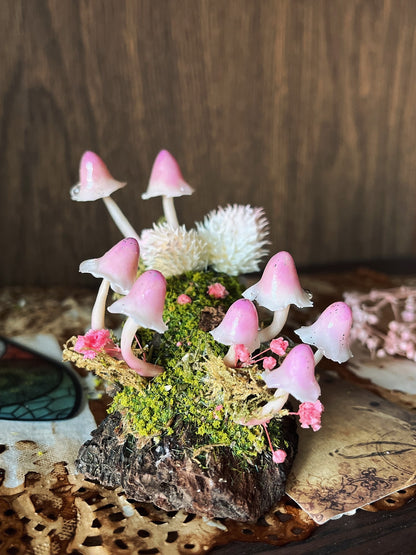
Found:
[71,149,354,427]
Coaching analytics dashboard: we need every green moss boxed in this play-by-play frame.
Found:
[108,270,286,465]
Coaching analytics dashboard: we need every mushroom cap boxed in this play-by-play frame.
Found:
[79,237,140,295]
[261,344,320,402]
[295,301,353,363]
[243,251,312,311]
[71,151,126,201]
[210,298,260,352]
[142,150,194,200]
[107,270,168,333]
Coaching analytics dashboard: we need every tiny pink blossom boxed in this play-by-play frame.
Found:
[177,294,192,305]
[74,328,112,359]
[262,356,277,370]
[176,341,182,347]
[272,449,287,464]
[270,337,289,356]
[235,344,251,363]
[298,400,324,431]
[207,282,229,299]
[213,405,223,420]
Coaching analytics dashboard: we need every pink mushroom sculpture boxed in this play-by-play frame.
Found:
[210,299,260,367]
[71,151,140,242]
[142,150,194,229]
[108,270,168,377]
[261,343,321,403]
[243,251,312,343]
[295,301,353,364]
[79,237,140,330]
[241,344,321,427]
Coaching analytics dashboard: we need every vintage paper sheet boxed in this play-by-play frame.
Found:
[348,342,416,396]
[286,373,416,523]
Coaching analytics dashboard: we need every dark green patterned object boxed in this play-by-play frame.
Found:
[0,336,83,421]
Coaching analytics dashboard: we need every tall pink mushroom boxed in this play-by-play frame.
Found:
[210,299,260,367]
[261,344,321,402]
[71,151,140,241]
[79,237,140,330]
[243,251,312,343]
[295,301,353,364]
[107,270,168,377]
[142,150,194,229]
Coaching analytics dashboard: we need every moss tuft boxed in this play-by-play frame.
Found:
[105,270,287,464]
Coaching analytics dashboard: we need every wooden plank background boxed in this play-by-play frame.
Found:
[1,0,416,287]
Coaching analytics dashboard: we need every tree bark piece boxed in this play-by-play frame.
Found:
[76,411,298,522]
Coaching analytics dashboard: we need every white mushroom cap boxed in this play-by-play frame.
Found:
[71,151,126,202]
[108,270,168,334]
[295,301,353,363]
[79,237,140,295]
[142,150,194,200]
[243,251,312,311]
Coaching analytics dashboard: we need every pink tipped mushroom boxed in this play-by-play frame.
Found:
[142,150,194,229]
[261,344,321,403]
[210,299,260,367]
[79,237,140,330]
[71,151,140,241]
[107,270,168,377]
[243,251,312,343]
[295,301,353,364]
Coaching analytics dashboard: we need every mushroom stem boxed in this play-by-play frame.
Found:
[102,196,140,242]
[91,279,110,330]
[162,196,179,229]
[314,349,324,365]
[120,317,164,377]
[239,389,289,426]
[258,306,290,344]
[223,345,237,367]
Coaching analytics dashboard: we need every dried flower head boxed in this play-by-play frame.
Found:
[140,222,208,278]
[196,204,269,275]
[344,286,416,361]
[74,328,113,359]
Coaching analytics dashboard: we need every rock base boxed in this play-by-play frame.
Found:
[76,412,298,521]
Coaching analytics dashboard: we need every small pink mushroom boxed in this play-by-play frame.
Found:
[210,299,260,367]
[261,344,321,403]
[243,251,312,343]
[142,150,194,229]
[71,151,140,241]
[295,301,353,364]
[107,270,168,377]
[79,237,140,330]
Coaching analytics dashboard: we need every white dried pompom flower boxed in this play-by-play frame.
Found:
[196,204,270,275]
[140,222,208,278]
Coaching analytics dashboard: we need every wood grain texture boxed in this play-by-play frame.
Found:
[1,0,416,286]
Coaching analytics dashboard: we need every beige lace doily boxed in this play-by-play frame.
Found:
[1,462,415,554]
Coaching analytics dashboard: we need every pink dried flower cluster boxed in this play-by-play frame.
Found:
[296,400,324,431]
[344,286,416,361]
[207,282,229,299]
[272,449,287,463]
[74,328,112,359]
[235,344,251,363]
[270,337,289,356]
[177,294,192,305]
[235,336,288,370]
